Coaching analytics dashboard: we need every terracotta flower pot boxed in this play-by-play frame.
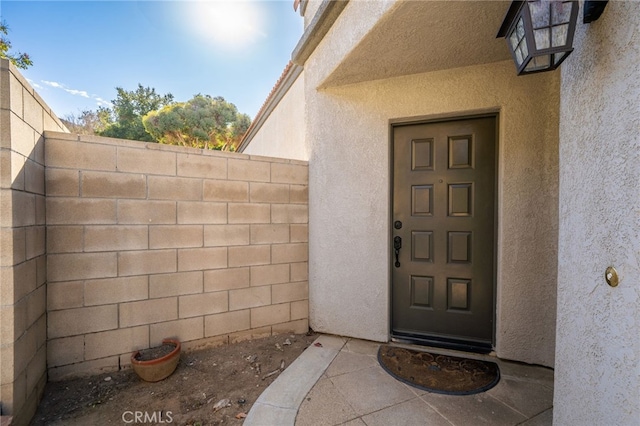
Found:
[131,339,181,382]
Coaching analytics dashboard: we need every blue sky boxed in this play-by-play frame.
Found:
[1,1,303,119]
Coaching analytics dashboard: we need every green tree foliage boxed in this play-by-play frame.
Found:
[143,95,251,151]
[98,84,174,142]
[62,108,111,135]
[0,21,33,69]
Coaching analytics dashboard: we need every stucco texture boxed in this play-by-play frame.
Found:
[555,1,640,424]
[243,73,308,161]
[305,37,560,366]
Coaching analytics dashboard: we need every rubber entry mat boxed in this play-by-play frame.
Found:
[378,345,500,395]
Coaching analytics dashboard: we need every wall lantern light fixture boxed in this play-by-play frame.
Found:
[497,0,579,75]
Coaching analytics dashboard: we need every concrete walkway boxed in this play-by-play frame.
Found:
[245,335,554,426]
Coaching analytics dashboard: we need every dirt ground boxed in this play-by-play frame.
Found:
[31,332,318,426]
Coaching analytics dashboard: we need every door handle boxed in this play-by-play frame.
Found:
[393,236,402,267]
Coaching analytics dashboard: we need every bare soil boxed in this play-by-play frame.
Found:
[30,332,317,426]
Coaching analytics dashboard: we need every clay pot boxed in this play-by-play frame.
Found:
[131,339,181,382]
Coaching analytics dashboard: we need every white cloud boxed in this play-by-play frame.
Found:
[94,97,112,108]
[41,79,109,108]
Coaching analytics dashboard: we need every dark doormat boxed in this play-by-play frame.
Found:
[378,345,500,395]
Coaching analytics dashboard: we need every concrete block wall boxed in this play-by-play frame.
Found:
[44,132,309,380]
[0,59,68,423]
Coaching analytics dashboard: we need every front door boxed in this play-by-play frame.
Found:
[392,116,496,349]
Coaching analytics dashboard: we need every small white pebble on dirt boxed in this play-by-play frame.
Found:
[283,339,292,346]
[275,343,283,351]
[104,377,111,382]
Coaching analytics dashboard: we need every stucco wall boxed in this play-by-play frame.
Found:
[243,72,308,161]
[44,132,309,380]
[305,27,559,366]
[0,59,68,424]
[555,1,640,424]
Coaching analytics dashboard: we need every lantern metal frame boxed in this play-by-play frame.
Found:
[497,0,579,75]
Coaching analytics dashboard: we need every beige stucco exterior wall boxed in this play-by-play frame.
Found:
[243,72,308,161]
[0,59,68,424]
[44,133,309,380]
[303,1,559,366]
[554,1,640,424]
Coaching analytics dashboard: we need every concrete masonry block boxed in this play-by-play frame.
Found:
[148,176,202,201]
[47,198,117,225]
[117,145,176,175]
[228,159,270,182]
[228,245,270,268]
[3,259,37,303]
[84,276,149,306]
[47,281,84,311]
[250,224,289,245]
[150,317,204,347]
[149,225,203,249]
[25,285,46,328]
[250,264,290,287]
[178,291,228,318]
[204,224,249,247]
[48,252,118,282]
[270,163,308,185]
[25,226,45,260]
[23,159,44,195]
[228,203,270,224]
[118,249,177,277]
[10,190,36,227]
[177,201,227,225]
[272,243,308,264]
[177,247,227,272]
[48,355,120,381]
[249,182,289,203]
[117,199,177,225]
[0,227,25,266]
[46,226,83,254]
[25,344,46,394]
[204,310,250,337]
[47,335,84,367]
[44,168,79,197]
[203,180,249,202]
[84,225,149,252]
[290,224,309,243]
[177,153,226,179]
[289,184,309,204]
[272,281,309,304]
[204,267,250,292]
[271,204,308,224]
[84,326,149,360]
[291,300,309,321]
[81,171,146,199]
[290,263,308,283]
[229,286,271,311]
[119,297,178,328]
[45,137,116,171]
[149,271,203,299]
[48,305,118,339]
[250,303,290,328]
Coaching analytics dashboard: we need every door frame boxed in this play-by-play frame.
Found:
[388,110,500,351]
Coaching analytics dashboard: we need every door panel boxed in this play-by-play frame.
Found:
[392,117,496,345]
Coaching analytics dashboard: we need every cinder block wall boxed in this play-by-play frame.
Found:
[0,59,68,423]
[44,132,309,380]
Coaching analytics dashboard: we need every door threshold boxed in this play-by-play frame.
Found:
[391,332,493,355]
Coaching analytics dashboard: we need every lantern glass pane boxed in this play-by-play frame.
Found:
[534,28,550,49]
[552,1,573,25]
[554,51,568,65]
[524,54,551,72]
[528,0,550,28]
[516,17,525,40]
[510,30,520,50]
[552,24,569,47]
[515,46,524,65]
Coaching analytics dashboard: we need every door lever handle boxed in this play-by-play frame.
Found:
[393,236,402,267]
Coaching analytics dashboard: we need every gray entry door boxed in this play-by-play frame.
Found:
[392,117,496,347]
